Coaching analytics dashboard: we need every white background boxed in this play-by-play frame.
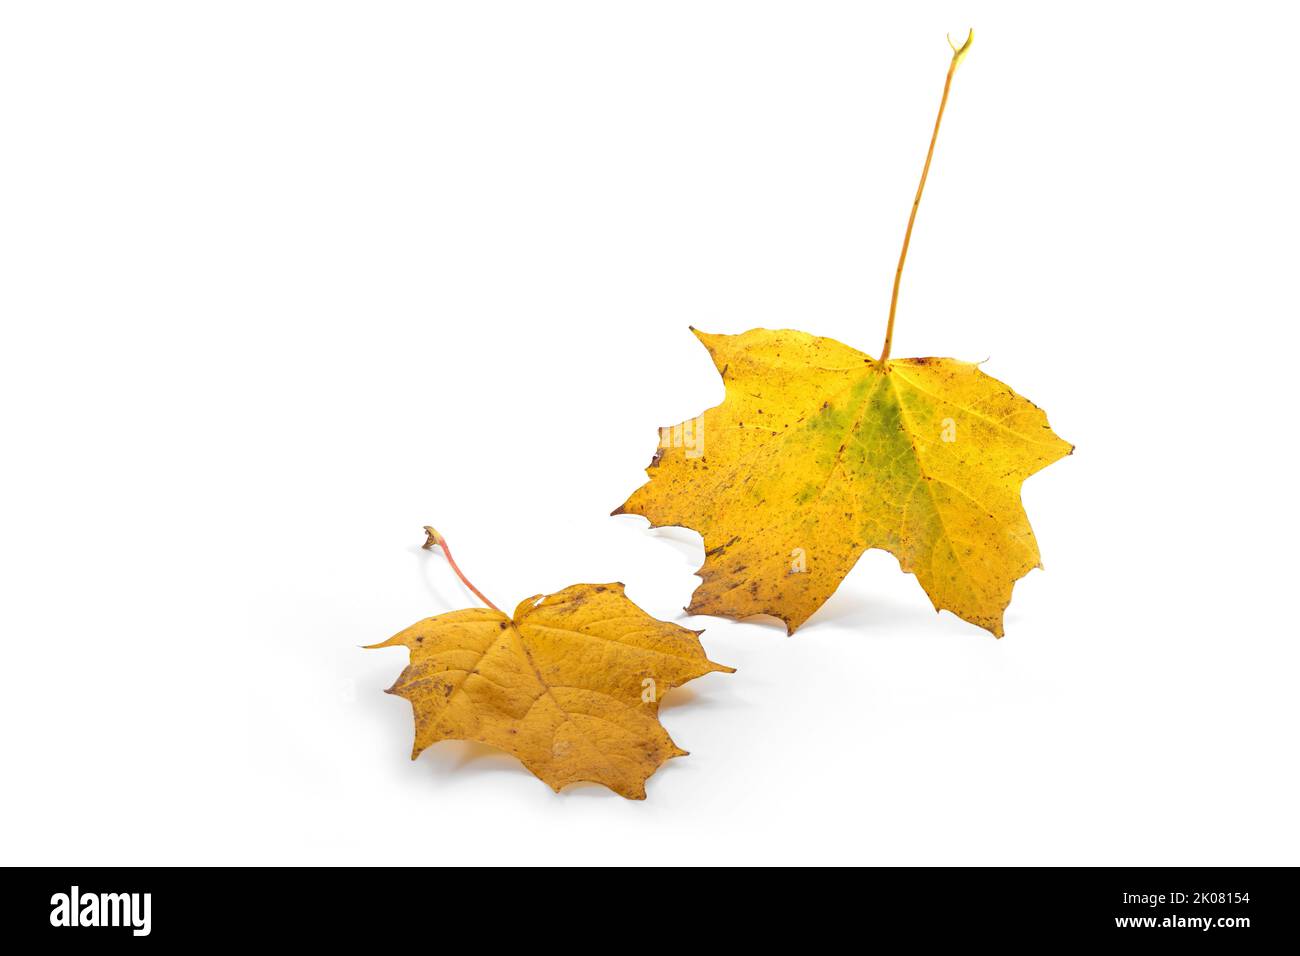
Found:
[2,2,1297,866]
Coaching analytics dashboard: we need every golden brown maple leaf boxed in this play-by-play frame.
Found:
[614,33,1072,637]
[369,528,732,799]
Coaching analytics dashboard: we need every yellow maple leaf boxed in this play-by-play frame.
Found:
[616,330,1071,635]
[615,32,1072,636]
[369,528,733,799]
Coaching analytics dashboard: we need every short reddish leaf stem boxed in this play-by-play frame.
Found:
[422,525,502,613]
[879,29,973,366]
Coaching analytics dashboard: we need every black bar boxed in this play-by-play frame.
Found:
[5,867,1292,944]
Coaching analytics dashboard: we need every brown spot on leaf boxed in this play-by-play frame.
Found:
[705,535,740,557]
